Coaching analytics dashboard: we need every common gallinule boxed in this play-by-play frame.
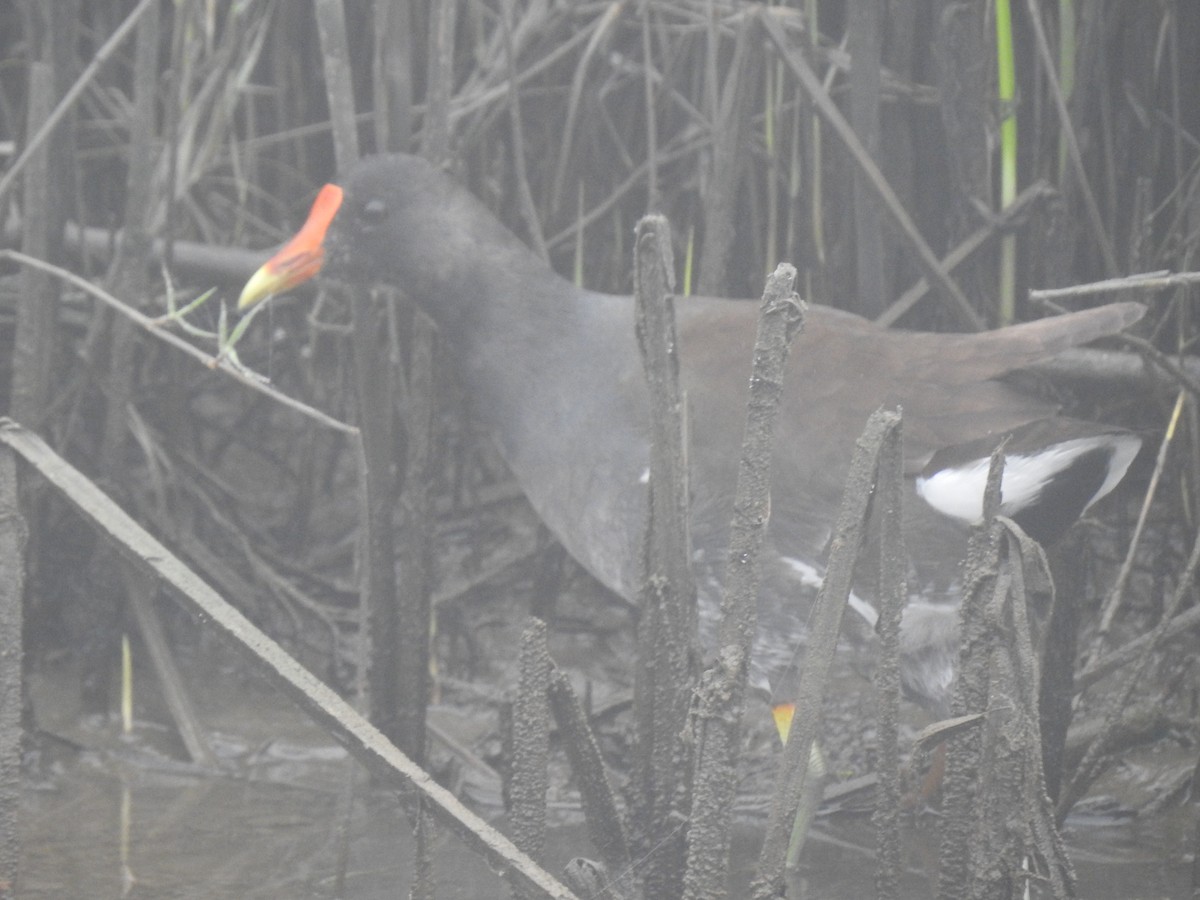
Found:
[239,154,1143,718]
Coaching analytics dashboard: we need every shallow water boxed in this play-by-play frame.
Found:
[17,644,1192,899]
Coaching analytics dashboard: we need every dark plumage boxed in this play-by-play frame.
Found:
[241,154,1143,716]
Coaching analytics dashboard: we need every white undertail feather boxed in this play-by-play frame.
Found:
[915,434,1140,525]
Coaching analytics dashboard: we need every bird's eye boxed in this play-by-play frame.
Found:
[360,199,388,228]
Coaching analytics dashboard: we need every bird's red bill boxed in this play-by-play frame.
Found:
[238,182,344,309]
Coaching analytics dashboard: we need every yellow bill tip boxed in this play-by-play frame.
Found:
[237,183,345,311]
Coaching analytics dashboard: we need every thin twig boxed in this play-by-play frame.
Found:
[0,249,356,435]
[1029,270,1200,301]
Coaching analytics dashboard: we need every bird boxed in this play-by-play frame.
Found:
[238,153,1143,724]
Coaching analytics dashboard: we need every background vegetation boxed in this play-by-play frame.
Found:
[0,1,1196,897]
